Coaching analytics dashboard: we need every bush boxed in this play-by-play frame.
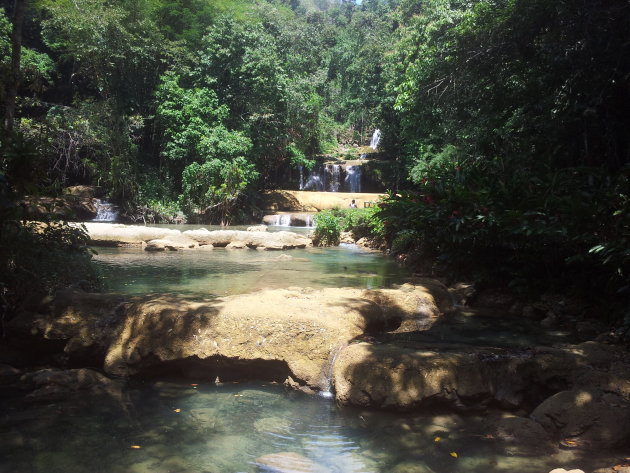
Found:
[313,210,340,246]
[0,220,99,324]
[329,207,386,243]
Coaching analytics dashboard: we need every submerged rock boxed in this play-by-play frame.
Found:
[255,452,329,473]
[531,389,630,449]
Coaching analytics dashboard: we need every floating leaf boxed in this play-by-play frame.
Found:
[450,452,458,458]
[434,437,441,442]
[174,408,181,413]
[130,445,141,449]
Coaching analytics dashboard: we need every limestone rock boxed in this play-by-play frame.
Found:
[143,239,180,251]
[248,225,268,232]
[340,231,355,244]
[254,417,291,433]
[548,469,585,473]
[255,452,329,473]
[0,363,21,384]
[531,389,630,448]
[390,462,436,473]
[332,342,491,409]
[494,416,554,455]
[7,283,449,394]
[80,223,311,249]
[20,368,122,402]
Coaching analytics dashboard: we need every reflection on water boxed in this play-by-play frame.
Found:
[93,244,409,297]
[0,381,611,473]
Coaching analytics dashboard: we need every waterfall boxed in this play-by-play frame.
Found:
[298,165,305,190]
[369,129,381,150]
[93,199,119,222]
[300,164,360,192]
[301,168,325,191]
[327,164,341,192]
[344,165,361,193]
[278,214,292,226]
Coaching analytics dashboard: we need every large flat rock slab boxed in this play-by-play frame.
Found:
[79,223,312,250]
[9,283,451,392]
[262,190,384,211]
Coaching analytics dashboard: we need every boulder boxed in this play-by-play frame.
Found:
[143,239,180,251]
[332,341,630,410]
[340,231,355,244]
[494,416,554,455]
[255,452,329,473]
[20,195,97,221]
[19,368,123,402]
[548,469,585,473]
[332,342,493,409]
[289,213,312,227]
[531,389,630,449]
[7,283,450,393]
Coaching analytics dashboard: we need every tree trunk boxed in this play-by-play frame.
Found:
[3,0,27,132]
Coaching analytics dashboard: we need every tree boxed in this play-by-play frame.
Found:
[3,0,26,131]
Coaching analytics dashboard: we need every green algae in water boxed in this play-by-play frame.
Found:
[0,381,618,473]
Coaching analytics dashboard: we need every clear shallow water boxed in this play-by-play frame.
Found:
[0,381,612,473]
[11,236,615,473]
[93,243,410,297]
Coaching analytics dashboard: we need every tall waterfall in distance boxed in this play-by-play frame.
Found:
[370,129,381,150]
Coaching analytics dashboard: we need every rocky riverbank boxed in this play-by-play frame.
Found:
[2,280,630,467]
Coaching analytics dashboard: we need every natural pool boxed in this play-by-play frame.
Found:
[0,380,610,473]
[2,228,620,473]
[93,242,410,297]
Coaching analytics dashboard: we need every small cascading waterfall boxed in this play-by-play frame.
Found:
[369,128,381,150]
[299,164,361,193]
[93,199,119,222]
[327,164,341,192]
[263,213,314,227]
[278,214,292,226]
[344,165,361,193]
[300,165,325,191]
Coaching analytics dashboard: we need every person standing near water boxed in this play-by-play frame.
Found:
[350,199,357,208]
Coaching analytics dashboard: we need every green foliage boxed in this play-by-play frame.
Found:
[313,210,340,246]
[155,70,251,164]
[0,133,98,322]
[0,220,98,320]
[179,156,258,224]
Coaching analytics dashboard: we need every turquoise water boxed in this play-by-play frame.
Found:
[93,243,410,297]
[6,234,614,473]
[0,380,611,473]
